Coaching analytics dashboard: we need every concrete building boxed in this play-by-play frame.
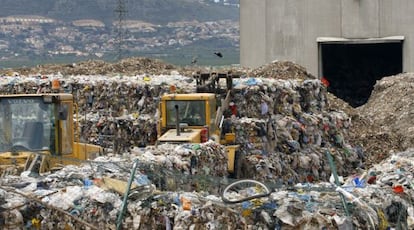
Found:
[240,0,413,106]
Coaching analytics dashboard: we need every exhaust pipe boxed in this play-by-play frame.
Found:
[175,105,180,136]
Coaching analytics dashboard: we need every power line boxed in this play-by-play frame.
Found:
[114,0,128,60]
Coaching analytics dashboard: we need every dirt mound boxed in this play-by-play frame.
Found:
[325,87,406,167]
[0,57,246,78]
[346,112,405,167]
[249,60,316,80]
[358,73,414,150]
[0,57,181,76]
[324,87,406,167]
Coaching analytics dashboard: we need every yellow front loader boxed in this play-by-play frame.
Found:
[157,90,241,177]
[0,93,103,176]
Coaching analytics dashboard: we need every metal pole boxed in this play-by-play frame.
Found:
[175,105,180,136]
[325,150,351,217]
[116,159,139,230]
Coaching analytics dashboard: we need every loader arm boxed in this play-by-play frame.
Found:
[215,90,232,129]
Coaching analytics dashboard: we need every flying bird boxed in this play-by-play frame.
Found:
[191,56,198,64]
[214,52,223,58]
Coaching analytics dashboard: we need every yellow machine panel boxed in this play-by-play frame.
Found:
[157,129,202,143]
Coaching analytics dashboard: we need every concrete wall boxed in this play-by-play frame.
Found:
[240,0,414,76]
[239,0,266,67]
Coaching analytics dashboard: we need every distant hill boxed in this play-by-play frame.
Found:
[0,0,239,25]
[0,0,240,68]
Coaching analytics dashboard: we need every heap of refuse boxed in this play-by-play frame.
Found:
[0,72,364,183]
[2,57,414,229]
[1,148,414,229]
[132,141,229,178]
[223,78,361,182]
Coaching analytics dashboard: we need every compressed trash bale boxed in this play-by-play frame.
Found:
[0,161,138,229]
[231,78,327,118]
[223,78,359,183]
[0,73,360,185]
[0,73,195,115]
[79,115,158,153]
[0,62,406,186]
[132,141,229,178]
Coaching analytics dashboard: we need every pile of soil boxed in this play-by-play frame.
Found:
[0,57,180,76]
[357,73,414,151]
[249,60,316,80]
[326,89,406,167]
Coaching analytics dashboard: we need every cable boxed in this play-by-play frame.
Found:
[222,179,271,204]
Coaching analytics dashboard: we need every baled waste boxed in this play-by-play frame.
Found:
[1,72,362,183]
[0,58,413,229]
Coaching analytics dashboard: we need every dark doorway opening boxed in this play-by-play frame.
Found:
[320,41,403,107]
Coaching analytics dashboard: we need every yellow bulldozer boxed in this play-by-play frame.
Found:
[157,71,241,177]
[0,93,103,175]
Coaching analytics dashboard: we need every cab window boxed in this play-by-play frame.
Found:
[166,100,206,127]
[0,97,54,152]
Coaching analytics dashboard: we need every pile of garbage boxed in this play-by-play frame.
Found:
[1,148,414,229]
[79,114,158,152]
[132,141,229,178]
[1,57,414,228]
[232,115,359,183]
[220,77,362,183]
[0,57,406,161]
[0,71,365,183]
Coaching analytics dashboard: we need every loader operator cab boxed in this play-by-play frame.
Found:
[166,100,206,127]
[158,93,217,143]
[0,93,102,175]
[0,94,73,155]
